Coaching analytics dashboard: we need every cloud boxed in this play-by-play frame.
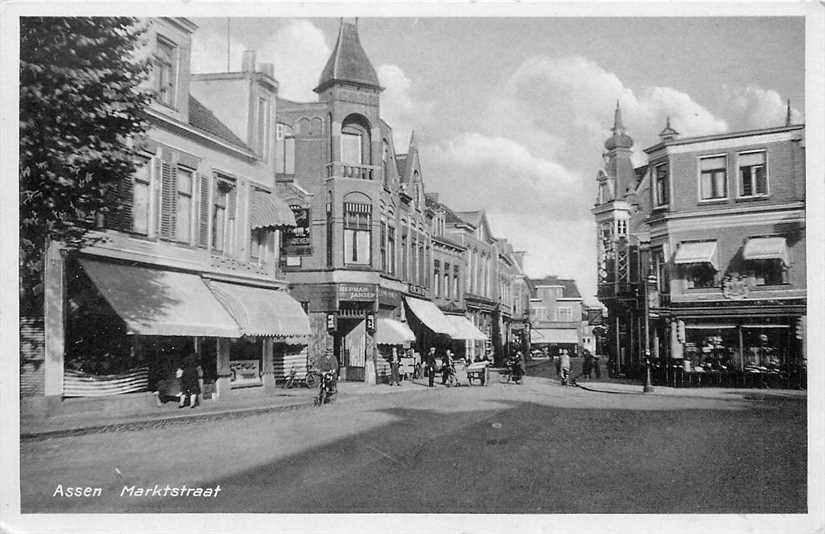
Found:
[191,20,330,102]
[424,132,586,221]
[719,84,804,130]
[378,63,433,150]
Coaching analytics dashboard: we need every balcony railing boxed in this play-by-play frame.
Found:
[326,161,380,181]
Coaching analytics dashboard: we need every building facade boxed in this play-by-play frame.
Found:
[527,276,584,356]
[593,104,806,383]
[31,18,310,414]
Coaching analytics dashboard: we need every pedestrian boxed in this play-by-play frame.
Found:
[560,348,571,386]
[593,354,601,379]
[445,349,458,386]
[389,347,401,386]
[555,350,561,376]
[179,352,201,409]
[581,350,592,379]
[441,349,452,385]
[425,347,437,387]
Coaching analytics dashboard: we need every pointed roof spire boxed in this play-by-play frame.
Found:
[612,100,625,133]
[409,129,417,149]
[659,116,679,141]
[785,98,792,126]
[605,101,633,150]
[315,18,381,94]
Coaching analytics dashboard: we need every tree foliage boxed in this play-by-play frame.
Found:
[19,17,152,311]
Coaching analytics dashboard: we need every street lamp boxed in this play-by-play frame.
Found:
[643,263,658,393]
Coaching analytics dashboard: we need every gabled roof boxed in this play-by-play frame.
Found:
[455,210,482,227]
[315,20,381,93]
[528,276,582,299]
[188,95,250,151]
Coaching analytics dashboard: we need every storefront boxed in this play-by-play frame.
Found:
[375,317,416,382]
[403,296,455,354]
[444,315,487,361]
[530,327,580,356]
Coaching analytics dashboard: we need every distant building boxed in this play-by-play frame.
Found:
[592,103,806,380]
[527,276,584,356]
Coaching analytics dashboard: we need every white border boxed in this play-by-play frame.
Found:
[1,3,823,534]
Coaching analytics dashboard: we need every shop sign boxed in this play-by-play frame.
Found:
[339,284,376,301]
[283,206,311,256]
[229,360,261,386]
[722,274,750,300]
[407,284,426,297]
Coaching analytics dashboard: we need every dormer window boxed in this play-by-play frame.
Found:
[153,35,177,109]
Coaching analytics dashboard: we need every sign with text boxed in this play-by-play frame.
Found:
[229,360,261,387]
[338,284,376,302]
[284,206,311,256]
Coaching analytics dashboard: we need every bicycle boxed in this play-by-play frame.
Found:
[284,366,319,389]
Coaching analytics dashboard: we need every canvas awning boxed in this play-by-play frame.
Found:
[207,281,310,340]
[674,241,718,270]
[78,258,241,338]
[375,318,416,346]
[445,315,488,341]
[250,189,296,230]
[404,297,454,336]
[743,237,789,267]
[531,328,579,344]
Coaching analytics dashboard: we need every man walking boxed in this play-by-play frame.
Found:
[425,347,437,387]
[560,348,571,386]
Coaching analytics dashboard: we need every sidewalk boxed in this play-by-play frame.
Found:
[20,380,427,441]
[575,380,807,400]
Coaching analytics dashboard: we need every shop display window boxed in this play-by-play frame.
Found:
[229,337,264,387]
[683,264,717,289]
[741,328,789,370]
[683,328,739,371]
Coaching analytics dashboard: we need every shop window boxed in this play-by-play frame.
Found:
[742,328,788,369]
[683,264,716,289]
[343,202,372,265]
[738,151,767,197]
[276,123,295,174]
[699,155,727,200]
[683,328,739,372]
[132,159,151,235]
[176,168,194,243]
[654,164,669,207]
[748,259,786,286]
[153,36,177,108]
[229,338,263,388]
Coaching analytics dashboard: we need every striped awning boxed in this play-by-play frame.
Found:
[743,237,789,267]
[207,281,310,340]
[375,318,416,346]
[445,315,488,341]
[674,241,719,271]
[78,258,241,338]
[250,189,296,230]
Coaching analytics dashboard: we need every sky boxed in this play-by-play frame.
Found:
[190,16,804,304]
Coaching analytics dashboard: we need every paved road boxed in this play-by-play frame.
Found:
[21,373,805,513]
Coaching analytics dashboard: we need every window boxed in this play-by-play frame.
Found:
[748,260,786,286]
[276,124,294,174]
[453,265,459,299]
[401,230,408,279]
[616,219,627,237]
[387,225,396,275]
[342,132,362,164]
[654,164,669,207]
[382,140,390,188]
[557,307,572,322]
[434,260,441,297]
[739,151,767,197]
[132,160,151,235]
[212,178,235,253]
[176,168,193,243]
[249,229,267,264]
[343,202,372,265]
[652,247,669,293]
[256,97,270,159]
[411,234,418,284]
[380,221,387,272]
[700,155,727,200]
[683,264,716,289]
[154,36,177,108]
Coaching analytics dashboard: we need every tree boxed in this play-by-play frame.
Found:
[19,17,152,312]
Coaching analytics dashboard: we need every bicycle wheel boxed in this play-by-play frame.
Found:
[305,372,318,388]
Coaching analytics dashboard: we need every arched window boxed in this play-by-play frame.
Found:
[341,114,371,165]
[382,139,390,188]
[276,123,295,174]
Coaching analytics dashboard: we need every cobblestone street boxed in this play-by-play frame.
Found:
[21,373,806,514]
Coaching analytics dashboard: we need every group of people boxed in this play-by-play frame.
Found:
[176,352,202,409]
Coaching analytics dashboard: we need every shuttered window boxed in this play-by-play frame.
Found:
[198,174,210,248]
[176,168,193,243]
[132,160,151,235]
[211,176,236,254]
[158,160,177,240]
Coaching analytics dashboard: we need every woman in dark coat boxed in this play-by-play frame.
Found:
[179,353,201,409]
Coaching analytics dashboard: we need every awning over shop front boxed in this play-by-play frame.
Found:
[531,328,579,344]
[404,297,455,336]
[250,189,296,230]
[445,315,488,341]
[743,237,789,267]
[207,281,310,340]
[78,258,241,338]
[674,241,718,270]
[375,318,416,346]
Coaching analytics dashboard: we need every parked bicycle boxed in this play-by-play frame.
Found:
[284,366,319,389]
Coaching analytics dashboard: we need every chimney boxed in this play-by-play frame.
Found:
[242,50,256,73]
[259,62,275,78]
